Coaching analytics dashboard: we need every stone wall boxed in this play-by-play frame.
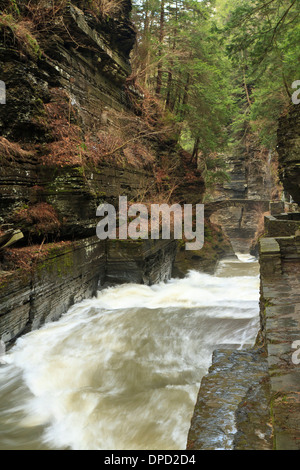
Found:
[264,212,300,238]
[258,215,300,449]
[186,347,272,450]
[186,213,300,450]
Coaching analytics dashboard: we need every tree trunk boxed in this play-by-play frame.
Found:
[166,0,178,108]
[190,136,200,164]
[156,0,165,95]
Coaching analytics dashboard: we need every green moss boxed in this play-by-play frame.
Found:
[0,277,10,290]
[264,298,274,308]
[74,166,85,176]
[95,191,107,198]
[34,243,74,278]
[0,13,41,60]
[37,248,74,278]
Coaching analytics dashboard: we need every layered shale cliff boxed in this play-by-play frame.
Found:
[277,105,300,206]
[0,0,205,345]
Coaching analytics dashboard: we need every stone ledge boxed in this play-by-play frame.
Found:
[260,237,281,253]
[259,237,282,279]
[264,213,300,238]
[186,347,272,450]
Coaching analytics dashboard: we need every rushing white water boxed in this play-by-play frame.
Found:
[0,255,260,450]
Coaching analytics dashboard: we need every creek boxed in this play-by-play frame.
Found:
[0,254,259,450]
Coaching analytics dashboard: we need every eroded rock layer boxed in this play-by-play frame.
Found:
[0,1,184,345]
[277,105,300,205]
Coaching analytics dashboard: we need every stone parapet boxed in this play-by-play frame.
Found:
[259,212,300,449]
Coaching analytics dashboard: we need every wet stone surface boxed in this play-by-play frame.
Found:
[186,346,273,450]
[261,255,300,449]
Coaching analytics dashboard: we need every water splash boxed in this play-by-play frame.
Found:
[0,257,260,450]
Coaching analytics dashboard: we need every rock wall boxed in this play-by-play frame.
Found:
[106,239,177,285]
[206,137,277,254]
[0,157,154,240]
[0,236,177,346]
[277,105,300,205]
[0,1,183,346]
[0,0,136,220]
[0,0,149,235]
[206,199,270,254]
[0,1,135,141]
[0,237,105,345]
[255,104,300,450]
[215,140,275,201]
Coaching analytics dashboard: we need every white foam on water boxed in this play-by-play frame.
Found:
[0,257,260,450]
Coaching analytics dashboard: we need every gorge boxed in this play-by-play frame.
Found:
[0,0,300,451]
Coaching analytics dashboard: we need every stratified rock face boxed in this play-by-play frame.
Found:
[0,1,181,345]
[277,105,300,205]
[0,237,106,344]
[208,136,277,254]
[0,0,136,141]
[0,0,138,239]
[0,237,177,345]
[0,1,203,239]
[214,142,274,202]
